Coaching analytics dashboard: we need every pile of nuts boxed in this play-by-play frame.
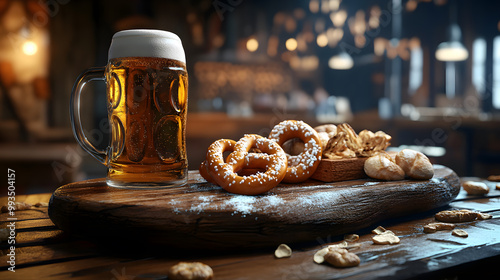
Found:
[423,209,493,238]
[314,123,391,159]
[371,226,400,245]
[168,262,213,280]
[313,234,362,268]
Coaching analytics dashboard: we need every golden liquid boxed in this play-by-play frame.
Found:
[105,57,188,187]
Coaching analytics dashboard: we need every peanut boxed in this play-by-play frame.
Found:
[462,181,489,195]
[372,232,400,245]
[167,262,213,280]
[423,222,456,233]
[344,234,359,242]
[451,229,468,237]
[324,248,361,268]
[274,244,292,258]
[435,209,478,223]
[371,226,400,245]
[313,242,361,264]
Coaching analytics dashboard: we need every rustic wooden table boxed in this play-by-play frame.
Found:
[1,176,499,280]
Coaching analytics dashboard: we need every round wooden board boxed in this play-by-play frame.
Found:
[48,165,460,250]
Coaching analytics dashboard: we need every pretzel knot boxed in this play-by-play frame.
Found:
[204,134,288,195]
[269,120,323,183]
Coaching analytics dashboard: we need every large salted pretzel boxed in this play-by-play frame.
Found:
[202,134,288,195]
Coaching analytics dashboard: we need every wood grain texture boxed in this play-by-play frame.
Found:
[2,193,500,279]
[311,157,368,182]
[48,166,461,250]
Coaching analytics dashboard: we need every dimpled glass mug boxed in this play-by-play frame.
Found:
[70,29,188,188]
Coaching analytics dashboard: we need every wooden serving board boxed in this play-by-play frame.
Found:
[48,165,460,250]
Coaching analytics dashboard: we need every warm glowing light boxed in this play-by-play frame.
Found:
[332,28,344,41]
[368,17,380,29]
[290,55,319,71]
[315,19,325,33]
[435,41,469,61]
[354,35,366,48]
[321,0,330,13]
[406,0,418,12]
[285,17,297,33]
[285,38,298,51]
[294,8,305,19]
[297,35,307,52]
[329,0,340,11]
[330,10,347,27]
[246,38,259,52]
[22,41,38,56]
[328,52,354,70]
[374,38,385,56]
[316,33,328,47]
[309,0,319,13]
[349,11,366,35]
[267,35,279,57]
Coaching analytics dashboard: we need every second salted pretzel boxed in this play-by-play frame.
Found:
[269,120,323,183]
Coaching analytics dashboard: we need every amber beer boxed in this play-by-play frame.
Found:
[107,57,188,186]
[71,30,188,188]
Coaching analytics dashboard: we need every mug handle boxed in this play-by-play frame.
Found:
[70,67,107,164]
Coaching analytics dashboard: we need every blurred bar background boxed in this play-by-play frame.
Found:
[0,0,499,194]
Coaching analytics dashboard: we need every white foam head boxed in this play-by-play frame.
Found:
[108,29,186,63]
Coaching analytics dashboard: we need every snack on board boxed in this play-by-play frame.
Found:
[204,134,287,195]
[168,262,214,280]
[274,243,292,258]
[314,124,337,150]
[395,149,434,180]
[451,229,468,237]
[364,149,434,181]
[434,209,479,223]
[363,153,405,181]
[462,181,489,195]
[423,222,456,233]
[313,240,361,265]
[323,247,361,268]
[269,120,323,183]
[371,226,400,245]
[317,123,391,160]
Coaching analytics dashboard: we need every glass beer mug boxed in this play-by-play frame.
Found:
[70,29,188,188]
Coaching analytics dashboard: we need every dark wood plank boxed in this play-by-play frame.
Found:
[0,241,99,269]
[3,205,498,280]
[0,208,50,223]
[48,167,460,250]
[0,218,55,231]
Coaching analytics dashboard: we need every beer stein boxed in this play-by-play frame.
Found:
[70,29,188,188]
